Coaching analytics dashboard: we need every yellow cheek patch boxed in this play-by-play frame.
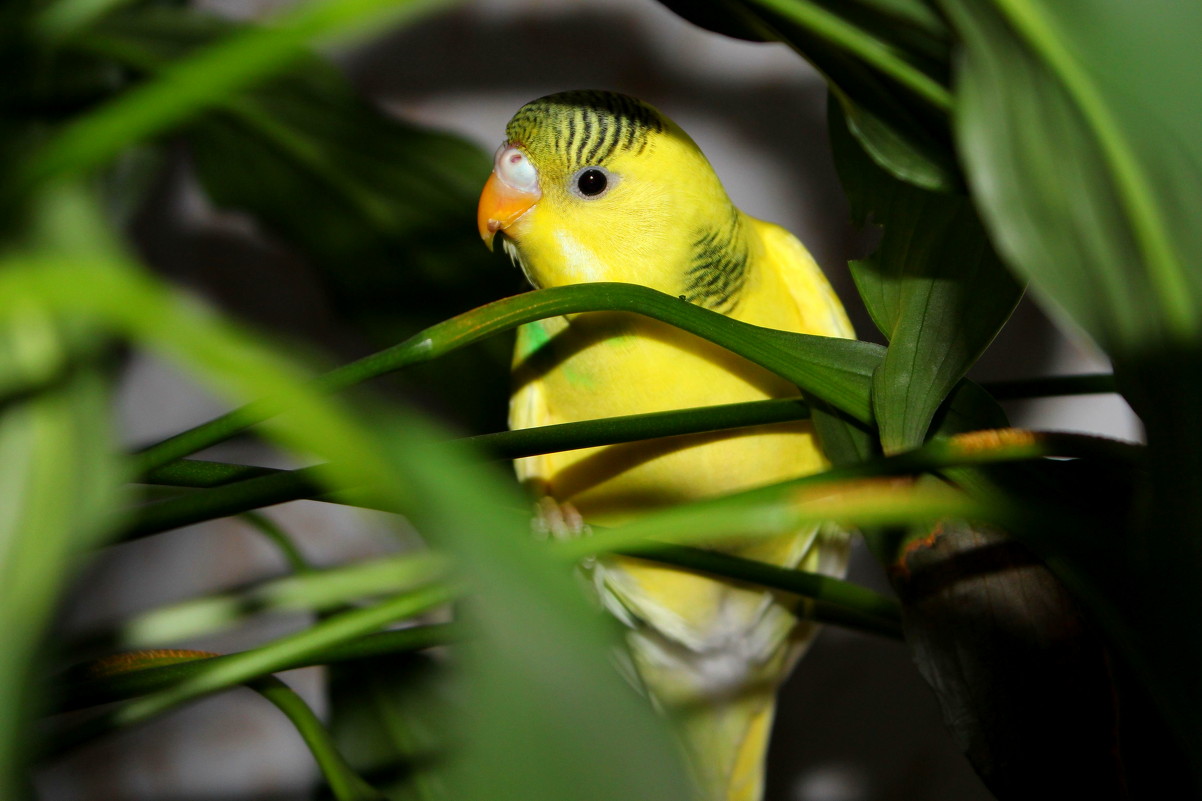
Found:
[553,228,602,282]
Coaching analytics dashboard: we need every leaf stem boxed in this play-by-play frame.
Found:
[126,465,331,540]
[629,544,902,639]
[126,399,814,540]
[94,583,454,741]
[46,648,394,800]
[131,418,1138,546]
[92,551,450,648]
[255,675,387,801]
[131,284,883,473]
[553,428,1142,561]
[241,510,314,574]
[55,625,457,713]
[981,372,1116,400]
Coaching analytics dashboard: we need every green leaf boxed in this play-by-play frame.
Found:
[63,8,507,431]
[937,1,1202,782]
[9,190,693,801]
[632,544,902,639]
[136,284,885,470]
[938,0,1202,355]
[653,0,769,41]
[326,653,455,801]
[837,97,959,192]
[0,363,121,799]
[654,0,958,188]
[659,0,950,42]
[687,0,959,189]
[831,99,1023,452]
[0,198,125,800]
[810,400,880,467]
[22,0,451,187]
[92,552,449,648]
[379,424,696,801]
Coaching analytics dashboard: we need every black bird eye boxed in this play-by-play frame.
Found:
[575,168,608,197]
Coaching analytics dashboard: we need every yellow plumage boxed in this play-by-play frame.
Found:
[477,91,853,801]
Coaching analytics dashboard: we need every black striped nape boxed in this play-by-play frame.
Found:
[506,90,665,168]
[682,209,749,314]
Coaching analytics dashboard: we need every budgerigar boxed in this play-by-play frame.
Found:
[476,90,853,801]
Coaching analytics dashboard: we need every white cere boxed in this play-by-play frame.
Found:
[493,143,539,193]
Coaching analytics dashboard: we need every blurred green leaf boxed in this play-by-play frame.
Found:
[36,0,142,41]
[938,0,1202,781]
[186,72,496,314]
[58,626,456,713]
[22,0,450,188]
[0,361,120,800]
[78,7,499,321]
[326,653,454,801]
[59,647,387,801]
[386,427,695,801]
[551,435,1071,562]
[8,188,694,801]
[831,99,1023,452]
[46,581,452,757]
[939,0,1202,355]
[98,552,449,648]
[0,192,125,801]
[67,6,508,430]
[59,2,510,430]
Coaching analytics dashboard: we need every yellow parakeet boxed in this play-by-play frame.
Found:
[476,90,853,801]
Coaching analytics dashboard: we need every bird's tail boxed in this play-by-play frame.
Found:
[676,685,780,801]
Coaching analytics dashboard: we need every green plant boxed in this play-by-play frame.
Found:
[3,0,1199,799]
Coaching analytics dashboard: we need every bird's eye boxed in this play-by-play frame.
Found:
[574,168,609,198]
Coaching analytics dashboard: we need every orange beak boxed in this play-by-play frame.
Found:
[477,145,541,250]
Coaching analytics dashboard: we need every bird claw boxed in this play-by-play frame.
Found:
[532,496,592,541]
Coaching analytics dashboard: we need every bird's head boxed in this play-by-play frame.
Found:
[477,91,730,292]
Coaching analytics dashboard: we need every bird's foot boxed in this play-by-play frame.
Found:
[532,496,592,541]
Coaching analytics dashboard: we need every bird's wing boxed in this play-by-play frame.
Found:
[750,216,856,580]
[509,320,556,494]
[750,217,855,340]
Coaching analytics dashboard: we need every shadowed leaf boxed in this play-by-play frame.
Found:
[831,99,1023,452]
[938,1,1202,782]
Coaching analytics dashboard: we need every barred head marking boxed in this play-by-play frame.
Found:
[505,90,665,169]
